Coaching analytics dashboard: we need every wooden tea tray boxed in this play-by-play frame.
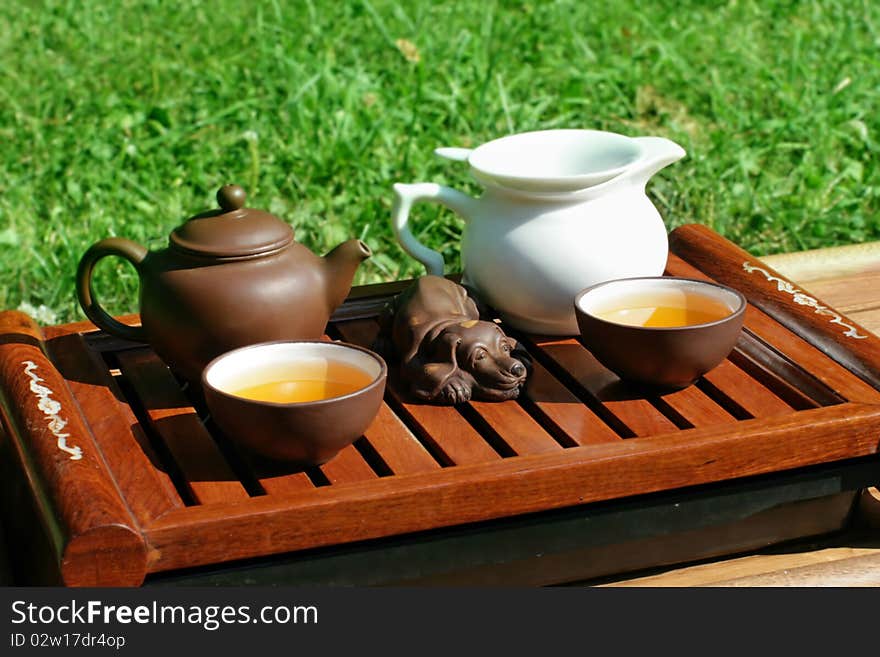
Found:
[2,224,880,586]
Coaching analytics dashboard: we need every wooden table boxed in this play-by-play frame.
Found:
[599,240,880,587]
[0,230,880,585]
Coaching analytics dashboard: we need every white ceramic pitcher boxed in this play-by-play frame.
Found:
[391,129,686,334]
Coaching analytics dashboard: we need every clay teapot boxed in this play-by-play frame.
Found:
[76,184,371,381]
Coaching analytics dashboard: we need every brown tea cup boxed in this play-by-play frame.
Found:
[202,340,387,465]
[574,277,746,389]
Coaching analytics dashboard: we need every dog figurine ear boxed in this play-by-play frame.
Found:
[402,330,462,403]
[427,330,460,368]
[460,283,492,319]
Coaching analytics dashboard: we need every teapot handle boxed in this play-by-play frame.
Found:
[391,183,475,275]
[76,238,149,342]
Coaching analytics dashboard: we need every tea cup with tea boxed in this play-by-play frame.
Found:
[202,340,387,465]
[574,277,746,389]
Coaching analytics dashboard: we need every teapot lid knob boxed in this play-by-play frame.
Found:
[217,184,246,211]
[171,183,293,258]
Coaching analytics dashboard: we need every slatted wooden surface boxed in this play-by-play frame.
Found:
[2,225,880,586]
[62,306,870,519]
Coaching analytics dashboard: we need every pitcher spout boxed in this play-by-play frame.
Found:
[323,239,372,310]
[627,136,686,187]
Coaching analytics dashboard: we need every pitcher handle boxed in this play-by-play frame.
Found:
[76,237,149,342]
[391,183,475,276]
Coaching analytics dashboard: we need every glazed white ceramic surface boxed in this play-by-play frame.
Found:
[392,130,686,335]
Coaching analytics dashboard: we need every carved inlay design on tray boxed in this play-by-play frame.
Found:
[742,261,868,340]
[22,360,83,460]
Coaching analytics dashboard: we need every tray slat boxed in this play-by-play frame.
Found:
[653,385,736,429]
[518,360,622,446]
[319,444,380,485]
[465,400,565,455]
[526,336,679,437]
[358,403,441,475]
[698,359,795,419]
[729,331,837,409]
[116,349,251,505]
[243,458,315,496]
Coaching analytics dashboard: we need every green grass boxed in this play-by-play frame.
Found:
[1,0,879,324]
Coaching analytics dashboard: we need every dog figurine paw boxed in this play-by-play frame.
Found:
[377,276,530,404]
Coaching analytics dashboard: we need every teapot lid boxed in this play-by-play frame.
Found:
[170,185,294,258]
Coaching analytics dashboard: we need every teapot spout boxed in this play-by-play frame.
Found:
[627,137,686,187]
[323,239,372,311]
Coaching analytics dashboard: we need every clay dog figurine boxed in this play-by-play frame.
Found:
[377,275,530,404]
